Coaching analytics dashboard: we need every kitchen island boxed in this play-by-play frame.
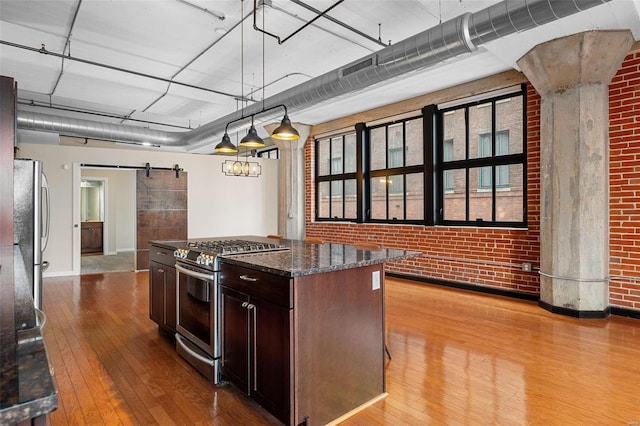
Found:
[150,236,419,426]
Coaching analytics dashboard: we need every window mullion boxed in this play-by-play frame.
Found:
[423,104,436,225]
[465,107,470,222]
[356,122,367,222]
[492,99,497,222]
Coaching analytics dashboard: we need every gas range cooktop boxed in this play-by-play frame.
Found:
[174,239,289,268]
[188,239,287,254]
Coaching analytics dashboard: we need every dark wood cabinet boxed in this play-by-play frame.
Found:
[81,221,103,254]
[220,264,291,425]
[149,244,176,334]
[220,260,385,426]
[0,76,15,246]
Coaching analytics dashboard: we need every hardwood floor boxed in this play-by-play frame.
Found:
[42,272,640,425]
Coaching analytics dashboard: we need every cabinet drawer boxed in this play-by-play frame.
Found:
[149,245,175,266]
[220,263,292,308]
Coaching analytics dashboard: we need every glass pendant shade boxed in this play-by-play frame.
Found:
[233,160,243,175]
[272,114,299,140]
[214,133,238,153]
[239,124,265,148]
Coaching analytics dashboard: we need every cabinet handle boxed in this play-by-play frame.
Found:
[241,302,249,308]
[158,268,165,273]
[239,275,258,282]
[157,251,166,256]
[251,304,257,392]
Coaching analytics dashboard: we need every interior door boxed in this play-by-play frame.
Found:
[135,170,187,270]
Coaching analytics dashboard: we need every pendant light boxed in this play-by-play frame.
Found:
[271,113,299,140]
[215,132,238,153]
[239,117,265,148]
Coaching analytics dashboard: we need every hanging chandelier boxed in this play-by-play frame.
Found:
[221,157,262,177]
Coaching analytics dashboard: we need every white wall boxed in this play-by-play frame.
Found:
[18,142,279,277]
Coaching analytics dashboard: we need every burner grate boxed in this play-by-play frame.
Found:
[187,239,286,255]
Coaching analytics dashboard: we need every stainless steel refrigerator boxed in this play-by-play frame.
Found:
[14,158,50,310]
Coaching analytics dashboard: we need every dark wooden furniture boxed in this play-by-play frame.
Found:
[219,263,292,425]
[219,259,386,426]
[0,76,15,245]
[149,244,177,334]
[80,221,103,254]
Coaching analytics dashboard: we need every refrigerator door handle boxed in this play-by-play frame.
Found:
[41,171,50,252]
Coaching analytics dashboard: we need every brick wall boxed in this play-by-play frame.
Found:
[306,84,542,296]
[609,52,640,310]
[305,54,640,312]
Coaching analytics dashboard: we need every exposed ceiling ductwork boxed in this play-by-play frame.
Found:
[16,0,612,152]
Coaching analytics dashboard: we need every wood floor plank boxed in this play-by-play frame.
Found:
[41,272,640,425]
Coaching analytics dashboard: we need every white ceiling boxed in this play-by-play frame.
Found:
[2,0,640,154]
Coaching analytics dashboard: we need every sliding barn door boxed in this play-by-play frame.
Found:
[135,170,187,270]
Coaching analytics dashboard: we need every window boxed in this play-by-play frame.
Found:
[368,118,424,222]
[257,147,279,159]
[315,133,357,220]
[438,88,526,226]
[313,85,526,227]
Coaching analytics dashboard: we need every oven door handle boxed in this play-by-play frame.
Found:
[175,334,215,366]
[175,263,216,281]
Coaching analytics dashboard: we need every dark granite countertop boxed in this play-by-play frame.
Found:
[151,236,421,277]
[0,245,58,424]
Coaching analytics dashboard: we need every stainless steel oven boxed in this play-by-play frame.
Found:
[175,262,220,384]
[173,238,289,385]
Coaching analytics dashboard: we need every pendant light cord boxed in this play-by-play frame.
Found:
[262,6,266,111]
[241,0,245,119]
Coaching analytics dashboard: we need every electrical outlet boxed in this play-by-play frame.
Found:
[372,270,381,290]
[522,262,532,272]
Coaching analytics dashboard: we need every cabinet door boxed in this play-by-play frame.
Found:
[220,285,250,392]
[164,266,177,332]
[250,296,291,425]
[81,222,103,254]
[149,261,177,333]
[149,261,165,326]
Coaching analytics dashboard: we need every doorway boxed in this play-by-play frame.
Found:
[80,179,105,255]
[78,170,136,274]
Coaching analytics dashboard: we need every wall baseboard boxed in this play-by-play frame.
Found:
[386,272,538,302]
[538,300,610,319]
[386,272,640,320]
[44,270,77,278]
[610,306,640,319]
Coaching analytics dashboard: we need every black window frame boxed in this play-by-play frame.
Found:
[257,146,279,159]
[365,115,426,224]
[312,86,526,228]
[435,84,527,228]
[315,133,358,221]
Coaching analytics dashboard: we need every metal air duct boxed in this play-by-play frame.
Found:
[16,0,611,150]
